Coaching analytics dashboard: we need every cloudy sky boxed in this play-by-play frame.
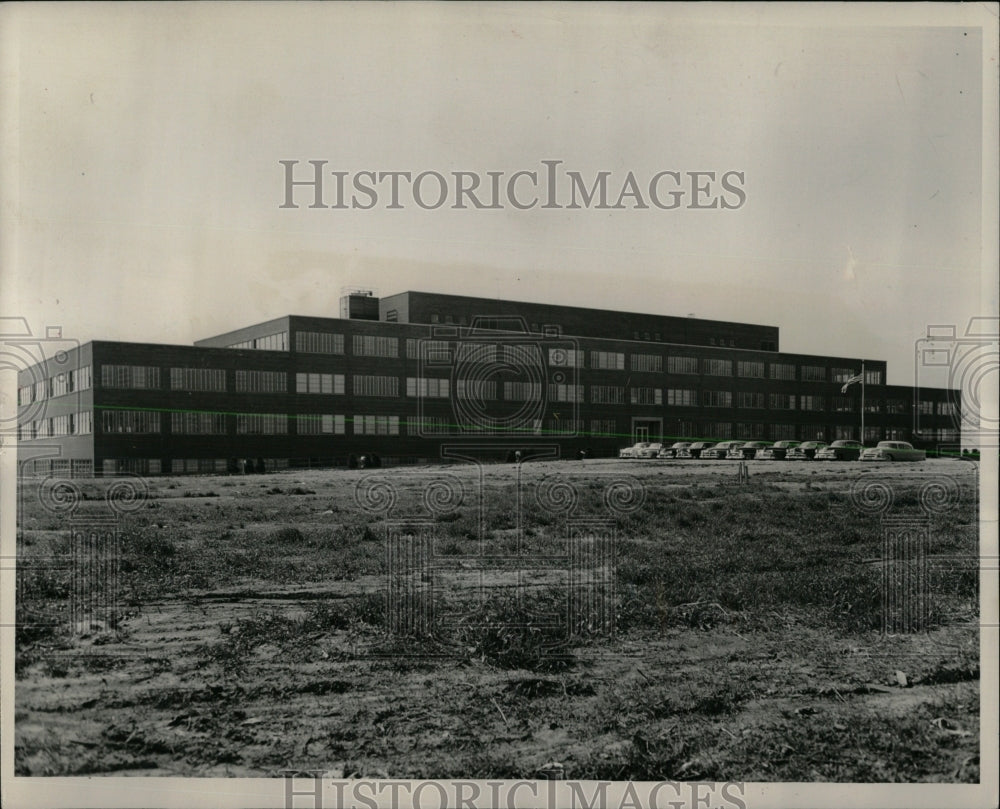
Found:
[3,3,996,386]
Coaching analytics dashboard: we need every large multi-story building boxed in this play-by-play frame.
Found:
[16,291,961,476]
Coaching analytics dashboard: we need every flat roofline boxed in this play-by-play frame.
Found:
[387,290,780,332]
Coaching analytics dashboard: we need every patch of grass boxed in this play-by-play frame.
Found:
[453,592,575,672]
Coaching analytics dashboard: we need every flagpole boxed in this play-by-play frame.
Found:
[861,360,865,445]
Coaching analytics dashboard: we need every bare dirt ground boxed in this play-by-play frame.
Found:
[14,457,980,781]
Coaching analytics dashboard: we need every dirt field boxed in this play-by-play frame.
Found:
[14,457,981,781]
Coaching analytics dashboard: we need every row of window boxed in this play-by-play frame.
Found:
[228,331,289,352]
[17,366,93,405]
[16,409,961,444]
[18,411,93,440]
[46,358,892,396]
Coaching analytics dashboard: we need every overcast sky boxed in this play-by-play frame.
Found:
[3,3,996,386]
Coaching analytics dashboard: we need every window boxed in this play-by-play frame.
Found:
[703,421,732,437]
[737,361,765,378]
[630,387,662,405]
[353,334,398,358]
[353,375,399,397]
[590,419,617,437]
[667,356,698,374]
[419,416,449,434]
[885,428,907,440]
[771,424,797,440]
[236,413,287,434]
[631,353,663,372]
[502,344,542,365]
[737,392,765,409]
[101,409,161,434]
[353,415,400,436]
[504,381,542,400]
[768,363,795,380]
[800,365,826,382]
[456,379,497,400]
[50,373,70,397]
[760,340,778,352]
[591,385,625,405]
[590,351,625,370]
[407,377,451,398]
[297,414,346,435]
[737,423,767,439]
[865,399,881,413]
[799,395,824,411]
[545,418,584,435]
[101,365,160,389]
[229,331,288,351]
[77,411,93,434]
[834,425,856,440]
[51,414,73,436]
[236,370,286,393]
[666,388,697,406]
[296,373,344,394]
[832,396,855,412]
[411,339,453,362]
[704,359,732,376]
[549,383,584,403]
[549,348,583,368]
[170,368,226,392]
[831,368,856,383]
[295,331,344,355]
[865,369,883,385]
[864,426,881,442]
[34,380,47,402]
[703,390,732,408]
[917,400,935,415]
[17,385,33,405]
[884,399,907,414]
[938,402,957,416]
[172,412,227,434]
[769,393,796,410]
[70,366,92,391]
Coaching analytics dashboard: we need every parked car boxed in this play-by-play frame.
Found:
[636,442,664,459]
[860,441,926,462]
[658,442,692,459]
[675,441,715,459]
[754,440,801,460]
[786,441,828,460]
[815,440,864,461]
[619,442,651,459]
[701,440,744,459]
[728,440,770,459]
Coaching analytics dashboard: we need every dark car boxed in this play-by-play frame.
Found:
[701,440,744,460]
[676,441,715,459]
[786,441,829,460]
[815,440,864,461]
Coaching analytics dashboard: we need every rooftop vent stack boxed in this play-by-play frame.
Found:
[340,290,380,320]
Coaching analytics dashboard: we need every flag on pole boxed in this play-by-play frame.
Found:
[840,373,863,393]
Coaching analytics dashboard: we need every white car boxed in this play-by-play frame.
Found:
[636,442,665,459]
[658,442,692,459]
[728,440,770,460]
[755,440,801,460]
[619,442,651,459]
[860,441,926,462]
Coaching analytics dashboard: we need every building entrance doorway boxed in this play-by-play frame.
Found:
[632,418,662,444]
